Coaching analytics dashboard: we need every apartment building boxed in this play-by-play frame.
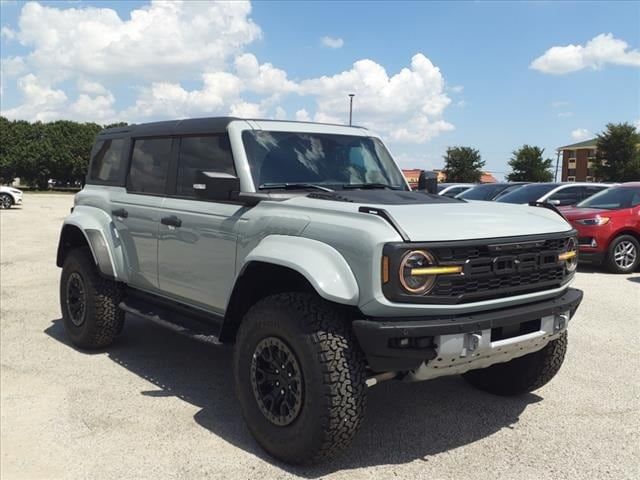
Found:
[557,138,598,182]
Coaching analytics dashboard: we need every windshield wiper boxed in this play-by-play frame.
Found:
[342,183,399,190]
[258,183,334,192]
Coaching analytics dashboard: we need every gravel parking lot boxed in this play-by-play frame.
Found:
[1,193,639,480]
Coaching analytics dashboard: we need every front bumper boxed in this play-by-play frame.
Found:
[353,288,583,374]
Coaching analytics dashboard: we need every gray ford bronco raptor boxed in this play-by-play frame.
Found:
[57,117,583,464]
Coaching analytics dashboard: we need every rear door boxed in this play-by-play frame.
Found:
[158,134,243,314]
[110,136,174,291]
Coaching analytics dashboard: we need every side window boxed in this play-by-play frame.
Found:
[582,186,606,200]
[549,186,582,205]
[176,135,235,197]
[631,190,640,207]
[88,138,125,184]
[127,138,173,194]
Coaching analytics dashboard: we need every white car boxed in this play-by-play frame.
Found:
[0,186,23,209]
[496,182,610,206]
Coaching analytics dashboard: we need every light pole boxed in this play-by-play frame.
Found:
[348,93,355,126]
[554,150,560,182]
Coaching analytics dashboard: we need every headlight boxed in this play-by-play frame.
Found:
[576,216,609,226]
[558,237,578,272]
[398,250,462,294]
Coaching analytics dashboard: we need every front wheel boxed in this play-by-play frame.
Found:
[234,293,367,464]
[463,332,568,396]
[605,235,639,274]
[0,193,13,209]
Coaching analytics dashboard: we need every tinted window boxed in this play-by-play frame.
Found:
[176,136,235,197]
[128,138,173,194]
[458,184,505,201]
[577,187,640,210]
[88,138,125,184]
[581,186,607,200]
[548,186,583,206]
[496,184,559,204]
[494,184,526,199]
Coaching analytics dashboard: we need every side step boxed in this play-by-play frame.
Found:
[119,296,225,346]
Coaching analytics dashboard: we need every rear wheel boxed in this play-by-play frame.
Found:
[234,292,367,464]
[0,193,13,209]
[605,235,639,274]
[60,247,124,348]
[463,332,567,396]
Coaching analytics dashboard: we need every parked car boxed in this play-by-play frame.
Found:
[437,183,474,198]
[0,186,23,209]
[57,117,583,464]
[456,182,529,201]
[496,182,609,206]
[561,183,640,273]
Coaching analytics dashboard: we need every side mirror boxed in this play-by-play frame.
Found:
[417,170,438,194]
[193,171,240,201]
[548,199,561,206]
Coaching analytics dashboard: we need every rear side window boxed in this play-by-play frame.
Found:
[88,138,125,184]
[176,135,235,197]
[127,138,173,194]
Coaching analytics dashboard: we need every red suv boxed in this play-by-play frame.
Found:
[561,182,640,273]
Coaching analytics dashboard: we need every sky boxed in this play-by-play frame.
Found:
[1,0,639,179]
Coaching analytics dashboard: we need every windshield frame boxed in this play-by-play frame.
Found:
[235,125,410,192]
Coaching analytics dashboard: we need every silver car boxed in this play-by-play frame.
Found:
[57,118,583,464]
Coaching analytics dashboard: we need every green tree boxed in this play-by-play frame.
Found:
[506,145,554,182]
[442,146,485,182]
[593,123,640,182]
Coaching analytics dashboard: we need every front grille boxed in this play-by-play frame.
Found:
[428,237,570,303]
[382,232,576,305]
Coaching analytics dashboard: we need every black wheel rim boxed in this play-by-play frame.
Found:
[251,336,303,426]
[66,272,87,327]
[0,195,10,209]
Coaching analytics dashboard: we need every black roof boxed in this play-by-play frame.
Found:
[98,117,239,137]
[98,117,367,138]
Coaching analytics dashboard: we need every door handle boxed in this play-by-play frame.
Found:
[161,215,182,228]
[112,208,128,218]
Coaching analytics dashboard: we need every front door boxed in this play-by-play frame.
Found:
[157,134,242,314]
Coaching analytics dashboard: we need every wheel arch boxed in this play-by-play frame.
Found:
[57,207,127,281]
[219,235,360,342]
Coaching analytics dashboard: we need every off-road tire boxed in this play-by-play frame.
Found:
[0,193,13,209]
[463,332,568,396]
[60,247,124,348]
[605,235,639,274]
[234,292,367,464]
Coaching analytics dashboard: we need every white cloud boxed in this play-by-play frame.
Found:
[320,36,344,49]
[295,109,311,121]
[1,26,17,40]
[1,56,26,77]
[571,128,591,141]
[531,33,640,74]
[557,111,573,118]
[634,119,640,131]
[2,73,67,121]
[299,54,453,142]
[1,2,454,146]
[12,0,261,80]
[449,85,464,93]
[551,100,569,108]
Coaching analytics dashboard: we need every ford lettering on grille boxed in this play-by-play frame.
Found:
[462,251,560,277]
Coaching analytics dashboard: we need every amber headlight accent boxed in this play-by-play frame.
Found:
[399,250,439,294]
[559,237,578,272]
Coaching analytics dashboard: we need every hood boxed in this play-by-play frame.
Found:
[281,191,572,242]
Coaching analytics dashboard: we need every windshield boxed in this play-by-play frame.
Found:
[458,184,507,200]
[496,183,559,204]
[242,130,408,190]
[576,187,640,210]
